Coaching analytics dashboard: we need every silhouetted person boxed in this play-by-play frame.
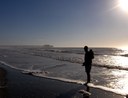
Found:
[83,46,94,84]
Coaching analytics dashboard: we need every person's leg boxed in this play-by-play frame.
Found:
[84,71,90,85]
[86,67,91,83]
[86,72,90,83]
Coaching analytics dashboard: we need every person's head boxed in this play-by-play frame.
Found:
[84,46,88,52]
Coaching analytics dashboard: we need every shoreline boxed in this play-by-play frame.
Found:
[0,63,125,98]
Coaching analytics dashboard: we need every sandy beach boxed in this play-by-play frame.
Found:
[0,62,125,98]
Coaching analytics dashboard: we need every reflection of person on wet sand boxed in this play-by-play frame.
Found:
[83,85,90,98]
[79,85,91,98]
[82,46,94,84]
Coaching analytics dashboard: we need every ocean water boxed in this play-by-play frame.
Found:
[0,46,128,95]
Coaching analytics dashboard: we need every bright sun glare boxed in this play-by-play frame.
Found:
[118,0,128,12]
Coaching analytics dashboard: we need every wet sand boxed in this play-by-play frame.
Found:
[0,63,125,98]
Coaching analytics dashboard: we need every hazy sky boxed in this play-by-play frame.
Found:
[0,0,128,47]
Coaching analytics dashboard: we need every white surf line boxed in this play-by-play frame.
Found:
[0,60,24,71]
[33,72,127,96]
[32,73,85,85]
[88,83,127,96]
[30,72,127,96]
[0,60,84,85]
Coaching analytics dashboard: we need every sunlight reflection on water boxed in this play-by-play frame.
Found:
[108,70,128,94]
[113,56,128,67]
[94,55,128,70]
